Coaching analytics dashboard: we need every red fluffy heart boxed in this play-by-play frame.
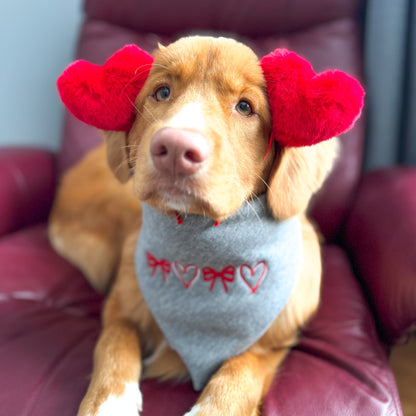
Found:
[260,49,365,147]
[57,45,154,131]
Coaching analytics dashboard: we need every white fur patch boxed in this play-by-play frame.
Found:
[183,404,202,416]
[183,396,214,416]
[167,102,206,131]
[93,382,142,416]
[162,192,196,212]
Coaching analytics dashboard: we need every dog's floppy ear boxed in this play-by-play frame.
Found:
[260,49,364,147]
[57,45,154,182]
[267,139,339,219]
[100,131,131,183]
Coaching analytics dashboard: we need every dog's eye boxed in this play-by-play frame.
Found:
[154,86,171,102]
[236,100,253,117]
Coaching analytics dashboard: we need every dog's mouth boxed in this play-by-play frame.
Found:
[139,176,206,213]
[159,182,198,211]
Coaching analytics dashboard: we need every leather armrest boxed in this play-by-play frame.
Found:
[344,167,416,346]
[0,148,56,236]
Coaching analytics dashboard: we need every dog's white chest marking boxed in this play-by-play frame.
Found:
[135,194,303,391]
[92,382,142,416]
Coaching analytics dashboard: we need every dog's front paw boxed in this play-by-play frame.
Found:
[78,382,142,416]
[183,400,258,416]
[183,402,215,416]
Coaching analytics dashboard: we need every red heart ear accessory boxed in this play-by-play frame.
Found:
[57,44,364,147]
[57,45,154,131]
[260,49,365,147]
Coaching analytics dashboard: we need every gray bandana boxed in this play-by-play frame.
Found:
[135,194,302,391]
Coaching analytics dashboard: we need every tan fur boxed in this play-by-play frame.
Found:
[49,36,339,416]
[49,145,141,293]
[103,131,132,183]
[267,141,339,219]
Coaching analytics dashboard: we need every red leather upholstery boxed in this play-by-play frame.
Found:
[264,245,402,415]
[0,225,102,416]
[84,0,362,38]
[345,168,416,345]
[0,0,413,414]
[0,149,55,236]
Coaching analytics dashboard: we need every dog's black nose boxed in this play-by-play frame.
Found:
[150,127,209,176]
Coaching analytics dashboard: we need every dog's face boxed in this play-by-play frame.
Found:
[126,37,273,221]
[58,35,364,221]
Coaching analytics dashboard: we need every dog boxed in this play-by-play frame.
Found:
[49,36,363,416]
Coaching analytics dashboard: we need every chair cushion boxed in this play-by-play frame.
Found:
[0,225,102,416]
[345,167,416,345]
[0,225,401,415]
[0,149,56,236]
[265,245,402,415]
[84,0,363,37]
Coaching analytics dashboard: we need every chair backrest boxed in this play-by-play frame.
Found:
[58,0,366,240]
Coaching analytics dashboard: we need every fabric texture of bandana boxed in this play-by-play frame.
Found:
[135,194,303,391]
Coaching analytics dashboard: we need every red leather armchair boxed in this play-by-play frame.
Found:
[1,0,415,415]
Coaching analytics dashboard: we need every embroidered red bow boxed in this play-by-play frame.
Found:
[146,252,171,281]
[202,266,235,293]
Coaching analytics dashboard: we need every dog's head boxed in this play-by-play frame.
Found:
[58,36,364,221]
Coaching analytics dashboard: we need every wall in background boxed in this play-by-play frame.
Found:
[0,0,83,151]
[364,0,416,169]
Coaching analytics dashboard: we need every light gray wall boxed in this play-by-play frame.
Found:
[0,0,83,152]
[364,0,416,169]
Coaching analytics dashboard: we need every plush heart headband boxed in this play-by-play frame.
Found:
[57,44,364,147]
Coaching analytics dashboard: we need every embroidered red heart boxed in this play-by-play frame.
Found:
[173,262,199,289]
[57,45,154,131]
[239,262,267,294]
[260,49,364,147]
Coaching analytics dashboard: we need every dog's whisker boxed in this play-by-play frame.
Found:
[126,97,145,120]
[255,173,272,194]
[120,143,139,152]
[135,103,159,125]
[121,64,155,94]
[126,98,156,124]
[121,145,139,169]
[150,63,169,70]
[112,158,132,176]
[244,197,262,224]
[141,105,159,123]
[123,81,161,126]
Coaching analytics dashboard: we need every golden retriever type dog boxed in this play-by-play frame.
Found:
[49,36,363,416]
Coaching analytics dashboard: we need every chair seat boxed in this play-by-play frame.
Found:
[0,224,400,415]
